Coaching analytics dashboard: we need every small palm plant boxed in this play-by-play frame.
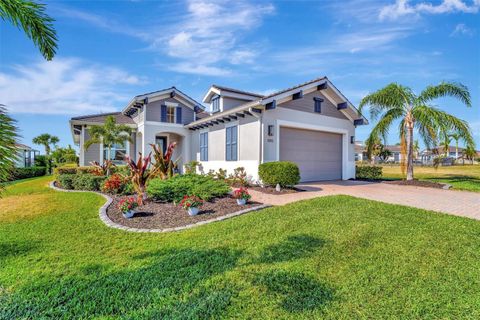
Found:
[150,142,178,180]
[359,82,474,181]
[125,153,152,205]
[0,106,18,194]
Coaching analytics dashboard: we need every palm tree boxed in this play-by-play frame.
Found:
[359,82,473,181]
[448,132,461,159]
[32,133,59,156]
[413,140,420,160]
[0,106,18,192]
[0,0,57,60]
[440,131,451,157]
[84,116,133,164]
[464,145,477,165]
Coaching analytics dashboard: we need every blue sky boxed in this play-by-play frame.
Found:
[1,0,479,152]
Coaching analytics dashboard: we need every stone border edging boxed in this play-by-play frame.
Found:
[49,181,270,233]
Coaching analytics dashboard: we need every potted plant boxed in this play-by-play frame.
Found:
[232,187,251,205]
[118,197,139,219]
[179,195,204,216]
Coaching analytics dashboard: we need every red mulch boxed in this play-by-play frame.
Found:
[107,195,263,229]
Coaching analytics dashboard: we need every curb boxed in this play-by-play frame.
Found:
[49,181,269,233]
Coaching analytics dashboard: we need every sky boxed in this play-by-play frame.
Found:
[1,0,479,153]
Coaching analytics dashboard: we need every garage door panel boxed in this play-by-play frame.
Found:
[279,127,342,182]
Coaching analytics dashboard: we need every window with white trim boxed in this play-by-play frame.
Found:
[166,106,175,123]
[200,132,208,161]
[104,141,127,163]
[225,125,238,161]
[211,96,220,113]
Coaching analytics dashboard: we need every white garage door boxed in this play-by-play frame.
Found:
[280,127,342,182]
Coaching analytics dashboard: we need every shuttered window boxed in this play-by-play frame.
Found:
[314,97,323,113]
[200,132,208,161]
[225,125,238,161]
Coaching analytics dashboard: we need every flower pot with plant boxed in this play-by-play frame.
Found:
[179,195,204,216]
[232,187,251,205]
[118,197,139,219]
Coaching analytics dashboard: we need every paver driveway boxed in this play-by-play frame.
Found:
[250,180,480,220]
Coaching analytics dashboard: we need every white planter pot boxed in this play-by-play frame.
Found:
[188,207,200,216]
[122,210,135,219]
[236,198,247,206]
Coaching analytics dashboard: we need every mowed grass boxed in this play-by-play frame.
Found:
[1,177,480,319]
[381,165,480,192]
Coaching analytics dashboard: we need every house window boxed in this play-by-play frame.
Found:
[200,132,208,161]
[104,141,127,163]
[226,125,238,161]
[166,106,175,123]
[314,97,323,113]
[212,96,220,113]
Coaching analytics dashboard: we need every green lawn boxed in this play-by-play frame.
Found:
[381,165,480,192]
[1,177,480,319]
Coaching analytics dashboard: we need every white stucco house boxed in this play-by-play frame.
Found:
[70,77,367,182]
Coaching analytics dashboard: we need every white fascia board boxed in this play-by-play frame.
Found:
[219,90,260,101]
[202,87,221,103]
[187,101,262,127]
[262,79,327,105]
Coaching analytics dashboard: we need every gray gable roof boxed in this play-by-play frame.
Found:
[71,112,135,124]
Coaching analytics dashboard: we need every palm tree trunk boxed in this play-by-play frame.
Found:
[406,123,414,181]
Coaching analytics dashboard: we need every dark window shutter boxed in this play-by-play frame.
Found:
[176,107,182,124]
[161,104,167,122]
[314,97,323,113]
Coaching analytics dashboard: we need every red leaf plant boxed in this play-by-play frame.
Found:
[124,152,153,205]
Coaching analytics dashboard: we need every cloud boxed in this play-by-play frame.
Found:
[450,23,475,36]
[0,58,145,115]
[153,0,275,76]
[380,0,480,20]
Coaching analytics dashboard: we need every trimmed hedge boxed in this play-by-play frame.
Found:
[9,167,46,181]
[258,161,300,187]
[54,166,78,175]
[147,174,230,202]
[356,165,382,180]
[56,173,106,191]
[57,174,76,190]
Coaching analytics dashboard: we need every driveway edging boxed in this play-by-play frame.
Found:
[49,181,269,233]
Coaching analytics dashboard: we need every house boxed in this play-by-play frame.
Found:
[355,143,406,163]
[70,77,367,182]
[15,143,39,168]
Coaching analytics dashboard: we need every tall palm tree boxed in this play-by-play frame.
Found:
[440,131,451,157]
[359,82,473,181]
[84,116,133,163]
[0,106,18,192]
[449,132,461,159]
[32,133,59,156]
[0,0,57,60]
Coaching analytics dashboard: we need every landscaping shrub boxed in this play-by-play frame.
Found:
[54,166,78,175]
[72,174,106,191]
[121,182,135,195]
[258,162,300,187]
[9,167,47,181]
[356,165,382,180]
[76,166,97,175]
[34,155,48,167]
[227,167,249,187]
[56,174,75,190]
[147,174,230,202]
[102,174,127,194]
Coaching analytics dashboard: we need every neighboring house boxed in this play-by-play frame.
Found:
[355,143,405,163]
[70,77,367,182]
[15,143,39,168]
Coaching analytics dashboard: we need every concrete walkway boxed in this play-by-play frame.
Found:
[249,180,480,220]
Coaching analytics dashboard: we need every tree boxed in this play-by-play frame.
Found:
[365,136,383,165]
[440,131,451,157]
[413,140,420,160]
[0,0,57,60]
[359,82,473,181]
[464,145,477,165]
[51,145,78,165]
[32,133,59,156]
[0,106,18,192]
[84,116,132,166]
[449,132,461,159]
[378,148,392,162]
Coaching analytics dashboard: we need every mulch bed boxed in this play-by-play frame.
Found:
[383,179,449,189]
[107,196,263,229]
[249,186,305,195]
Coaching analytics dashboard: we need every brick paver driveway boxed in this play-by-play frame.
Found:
[250,180,480,220]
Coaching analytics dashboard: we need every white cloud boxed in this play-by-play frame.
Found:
[380,0,480,20]
[450,23,475,36]
[0,58,144,115]
[161,0,274,75]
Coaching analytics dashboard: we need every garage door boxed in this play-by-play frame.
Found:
[280,127,342,182]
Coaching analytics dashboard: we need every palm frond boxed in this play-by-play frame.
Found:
[418,81,471,107]
[0,107,18,192]
[0,0,57,60]
[359,83,412,120]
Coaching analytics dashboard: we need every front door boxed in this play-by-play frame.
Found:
[155,136,167,154]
